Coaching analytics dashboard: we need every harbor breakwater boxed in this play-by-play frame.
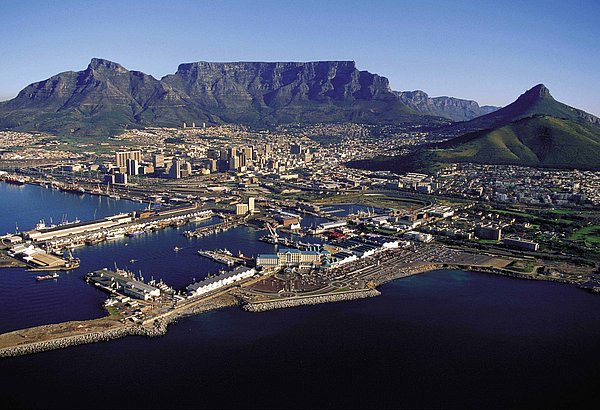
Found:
[0,325,140,358]
[242,289,382,312]
[0,296,237,358]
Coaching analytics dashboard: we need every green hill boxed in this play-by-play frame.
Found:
[348,84,600,173]
[434,115,600,168]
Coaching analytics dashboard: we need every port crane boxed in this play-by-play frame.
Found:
[266,223,279,244]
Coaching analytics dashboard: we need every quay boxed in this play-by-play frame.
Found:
[23,206,213,251]
[197,249,248,266]
[184,216,243,238]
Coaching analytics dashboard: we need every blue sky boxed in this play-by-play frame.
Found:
[1,0,599,114]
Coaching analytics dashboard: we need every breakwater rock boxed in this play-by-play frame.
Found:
[0,326,142,358]
[374,263,440,285]
[242,289,381,313]
[0,295,238,359]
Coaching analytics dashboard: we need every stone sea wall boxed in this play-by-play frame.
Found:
[0,326,140,358]
[242,289,381,312]
[0,297,236,359]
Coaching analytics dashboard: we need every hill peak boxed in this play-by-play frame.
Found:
[518,83,553,103]
[87,58,128,73]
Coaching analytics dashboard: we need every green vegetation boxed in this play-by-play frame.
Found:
[433,116,600,169]
[315,192,427,210]
[105,306,121,317]
[506,260,536,273]
[570,225,600,244]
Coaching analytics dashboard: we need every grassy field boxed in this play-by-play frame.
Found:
[506,260,536,273]
[570,225,600,244]
[315,193,427,211]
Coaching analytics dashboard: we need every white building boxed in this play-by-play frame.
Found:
[186,266,256,297]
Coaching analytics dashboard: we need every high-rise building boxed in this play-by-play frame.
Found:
[126,159,139,176]
[115,150,141,168]
[290,144,302,155]
[169,158,182,179]
[207,149,219,160]
[229,155,240,171]
[243,147,253,162]
[248,197,255,213]
[115,173,128,185]
[152,153,165,168]
[220,147,229,161]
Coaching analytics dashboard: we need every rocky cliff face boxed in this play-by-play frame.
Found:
[0,59,439,136]
[395,90,499,121]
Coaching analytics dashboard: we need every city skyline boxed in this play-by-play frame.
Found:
[0,0,599,115]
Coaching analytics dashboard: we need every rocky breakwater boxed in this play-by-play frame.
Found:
[242,289,381,313]
[374,263,441,286]
[0,326,130,358]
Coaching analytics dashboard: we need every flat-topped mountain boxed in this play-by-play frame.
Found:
[349,84,600,171]
[0,58,452,136]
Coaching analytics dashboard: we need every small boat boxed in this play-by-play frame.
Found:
[36,273,59,281]
[174,246,182,252]
[106,232,125,240]
[129,259,138,263]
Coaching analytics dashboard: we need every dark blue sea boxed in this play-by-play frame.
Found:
[1,182,600,409]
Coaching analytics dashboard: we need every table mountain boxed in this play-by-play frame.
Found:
[0,58,448,136]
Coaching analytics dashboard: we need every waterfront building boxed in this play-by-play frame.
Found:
[87,269,160,300]
[236,203,249,215]
[403,231,434,243]
[256,248,323,268]
[186,266,256,297]
[25,214,133,242]
[104,174,116,185]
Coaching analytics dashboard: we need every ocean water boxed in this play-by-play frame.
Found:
[1,182,600,409]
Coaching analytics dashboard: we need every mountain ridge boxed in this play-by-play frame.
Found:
[0,58,498,136]
[395,90,499,121]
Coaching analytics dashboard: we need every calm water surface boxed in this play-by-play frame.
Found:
[1,182,599,409]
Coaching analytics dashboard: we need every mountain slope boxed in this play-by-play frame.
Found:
[395,90,499,121]
[433,116,600,168]
[348,85,600,172]
[447,84,600,135]
[0,58,448,136]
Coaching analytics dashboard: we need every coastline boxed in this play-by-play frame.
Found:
[0,259,594,359]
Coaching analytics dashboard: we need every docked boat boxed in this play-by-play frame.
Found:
[5,176,25,185]
[85,236,105,245]
[106,232,125,240]
[35,273,59,281]
[197,249,238,266]
[127,231,145,237]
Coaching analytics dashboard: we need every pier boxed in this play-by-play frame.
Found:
[183,216,243,238]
